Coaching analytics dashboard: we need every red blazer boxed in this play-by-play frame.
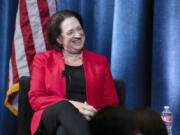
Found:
[28,49,119,135]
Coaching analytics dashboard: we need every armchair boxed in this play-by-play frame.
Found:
[17,76,125,135]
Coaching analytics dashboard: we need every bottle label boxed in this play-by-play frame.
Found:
[161,116,172,123]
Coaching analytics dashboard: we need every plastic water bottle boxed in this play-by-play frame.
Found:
[161,106,173,135]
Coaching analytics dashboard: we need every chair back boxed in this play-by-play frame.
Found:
[18,76,33,135]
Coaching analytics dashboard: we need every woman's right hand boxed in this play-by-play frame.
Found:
[69,100,97,120]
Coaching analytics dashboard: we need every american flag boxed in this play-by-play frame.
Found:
[5,0,57,116]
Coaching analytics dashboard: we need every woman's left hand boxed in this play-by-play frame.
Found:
[82,101,97,120]
[69,100,97,120]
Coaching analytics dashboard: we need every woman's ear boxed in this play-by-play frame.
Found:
[56,36,62,44]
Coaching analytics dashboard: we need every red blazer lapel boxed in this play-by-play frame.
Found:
[45,51,66,98]
[83,50,102,109]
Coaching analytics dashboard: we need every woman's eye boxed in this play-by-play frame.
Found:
[67,31,73,36]
[77,27,83,31]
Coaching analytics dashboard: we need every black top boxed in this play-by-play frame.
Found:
[65,64,87,102]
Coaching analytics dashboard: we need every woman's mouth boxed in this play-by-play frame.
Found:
[72,39,81,44]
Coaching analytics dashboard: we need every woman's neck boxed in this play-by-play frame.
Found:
[62,49,83,66]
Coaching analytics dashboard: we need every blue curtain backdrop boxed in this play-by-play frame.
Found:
[0,0,180,135]
[0,0,19,135]
[151,0,180,134]
[111,0,153,109]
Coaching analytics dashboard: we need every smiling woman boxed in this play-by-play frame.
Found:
[57,16,85,65]
[28,10,119,135]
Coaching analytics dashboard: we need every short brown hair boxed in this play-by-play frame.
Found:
[47,10,84,51]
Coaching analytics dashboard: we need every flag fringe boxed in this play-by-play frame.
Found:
[4,83,19,116]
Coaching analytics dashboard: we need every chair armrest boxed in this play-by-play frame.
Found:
[114,79,126,106]
[18,76,33,135]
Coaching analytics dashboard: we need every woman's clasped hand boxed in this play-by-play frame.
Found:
[69,101,97,120]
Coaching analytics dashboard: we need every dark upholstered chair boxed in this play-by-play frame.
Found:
[17,76,45,135]
[18,76,33,135]
[17,76,125,135]
[114,79,126,107]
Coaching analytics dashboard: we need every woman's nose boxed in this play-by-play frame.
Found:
[73,31,81,37]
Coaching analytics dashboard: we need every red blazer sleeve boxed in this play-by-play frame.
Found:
[28,53,67,111]
[100,58,119,108]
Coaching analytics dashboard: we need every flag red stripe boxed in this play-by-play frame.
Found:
[11,41,19,84]
[37,0,51,50]
[20,0,36,74]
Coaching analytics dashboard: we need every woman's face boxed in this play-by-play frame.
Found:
[57,17,85,54]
